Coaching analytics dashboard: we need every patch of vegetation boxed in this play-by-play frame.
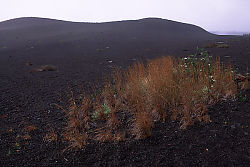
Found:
[216,43,229,48]
[44,124,58,144]
[31,65,57,72]
[58,48,246,151]
[92,103,111,120]
[96,48,104,52]
[204,42,229,48]
[238,93,247,102]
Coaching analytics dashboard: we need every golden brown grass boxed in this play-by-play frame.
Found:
[24,124,37,132]
[56,91,91,151]
[115,56,236,130]
[44,124,58,143]
[60,53,240,150]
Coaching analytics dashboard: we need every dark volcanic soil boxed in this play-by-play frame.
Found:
[0,18,249,167]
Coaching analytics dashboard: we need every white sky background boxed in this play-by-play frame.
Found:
[0,0,250,33]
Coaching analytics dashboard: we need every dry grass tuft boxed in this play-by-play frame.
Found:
[216,43,229,48]
[95,128,114,142]
[56,91,92,151]
[132,111,154,139]
[61,48,241,150]
[24,125,37,132]
[44,124,58,143]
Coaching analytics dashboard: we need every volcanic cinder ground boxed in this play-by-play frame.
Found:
[0,17,249,166]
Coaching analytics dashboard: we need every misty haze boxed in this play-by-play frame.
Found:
[0,1,249,166]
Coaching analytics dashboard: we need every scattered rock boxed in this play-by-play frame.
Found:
[31,65,57,73]
[25,62,33,66]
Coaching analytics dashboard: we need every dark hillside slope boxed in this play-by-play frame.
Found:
[0,17,223,88]
[0,17,217,51]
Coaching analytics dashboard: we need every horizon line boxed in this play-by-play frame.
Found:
[1,16,249,35]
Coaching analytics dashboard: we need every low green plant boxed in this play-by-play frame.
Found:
[96,48,104,52]
[181,47,212,70]
[92,111,99,120]
[238,93,247,102]
[7,149,11,156]
[103,103,111,114]
[91,103,111,120]
[15,142,21,151]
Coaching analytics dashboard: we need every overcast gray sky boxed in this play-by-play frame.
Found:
[1,0,250,33]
